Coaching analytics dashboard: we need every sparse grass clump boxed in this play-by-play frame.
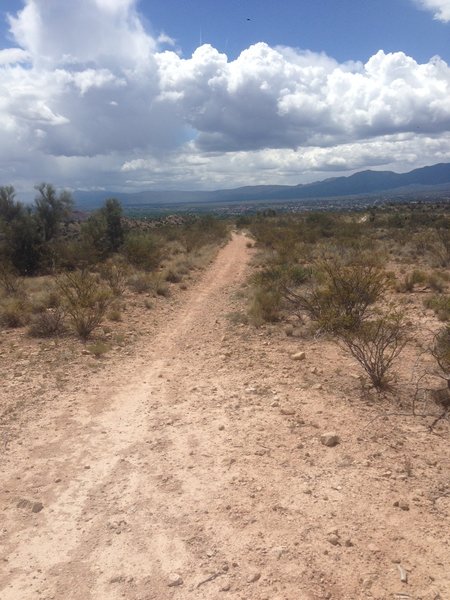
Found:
[87,341,111,358]
[127,273,153,294]
[28,308,66,338]
[0,296,31,328]
[424,295,450,321]
[99,259,128,297]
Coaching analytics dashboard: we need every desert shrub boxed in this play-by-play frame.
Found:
[165,269,182,283]
[56,270,112,340]
[430,326,450,383]
[424,295,450,321]
[427,272,445,293]
[0,262,23,296]
[28,308,66,338]
[99,259,128,296]
[155,279,170,297]
[248,264,309,324]
[127,273,153,294]
[339,312,409,390]
[122,233,163,271]
[108,308,123,322]
[0,297,31,328]
[282,258,387,333]
[87,341,111,358]
[396,269,427,293]
[248,287,281,325]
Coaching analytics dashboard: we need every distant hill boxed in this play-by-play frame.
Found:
[73,162,450,210]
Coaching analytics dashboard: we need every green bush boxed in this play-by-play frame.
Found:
[122,233,163,271]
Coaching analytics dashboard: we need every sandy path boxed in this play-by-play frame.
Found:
[1,233,449,600]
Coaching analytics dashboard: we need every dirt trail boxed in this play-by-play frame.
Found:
[1,233,449,600]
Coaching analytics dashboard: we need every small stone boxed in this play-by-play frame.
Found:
[280,406,295,415]
[291,351,306,361]
[218,424,225,431]
[320,432,340,447]
[16,499,44,513]
[327,534,340,546]
[312,383,323,390]
[220,581,231,592]
[394,500,410,511]
[167,573,183,587]
[247,571,261,583]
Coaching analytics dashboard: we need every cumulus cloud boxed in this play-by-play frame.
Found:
[156,44,450,152]
[1,0,450,193]
[415,0,450,22]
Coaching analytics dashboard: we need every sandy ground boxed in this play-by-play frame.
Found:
[1,233,449,600]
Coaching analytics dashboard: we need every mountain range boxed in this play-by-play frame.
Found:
[73,162,450,210]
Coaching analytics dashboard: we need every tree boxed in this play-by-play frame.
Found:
[80,198,124,261]
[6,208,43,275]
[102,198,124,253]
[34,183,73,242]
[0,186,22,223]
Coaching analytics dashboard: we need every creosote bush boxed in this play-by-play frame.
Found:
[282,258,387,333]
[338,312,409,390]
[56,270,112,340]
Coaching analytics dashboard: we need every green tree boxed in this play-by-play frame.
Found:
[6,208,43,275]
[102,198,124,253]
[0,186,22,223]
[34,183,73,242]
[80,198,124,261]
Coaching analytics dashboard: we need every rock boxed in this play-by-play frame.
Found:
[218,424,225,431]
[291,351,306,361]
[16,499,44,513]
[247,571,261,583]
[31,502,44,513]
[280,406,295,415]
[312,383,323,390]
[167,573,183,587]
[272,546,284,559]
[320,432,340,447]
[327,534,340,546]
[220,581,231,592]
[394,500,410,511]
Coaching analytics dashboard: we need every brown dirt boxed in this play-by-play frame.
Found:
[1,233,449,600]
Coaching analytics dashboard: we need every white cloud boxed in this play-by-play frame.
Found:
[1,0,450,194]
[415,0,450,22]
[0,48,30,65]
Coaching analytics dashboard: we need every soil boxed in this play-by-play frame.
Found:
[1,233,449,600]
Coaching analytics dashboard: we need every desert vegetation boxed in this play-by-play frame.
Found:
[0,184,230,348]
[241,204,450,423]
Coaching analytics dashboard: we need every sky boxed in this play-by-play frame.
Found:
[0,0,450,196]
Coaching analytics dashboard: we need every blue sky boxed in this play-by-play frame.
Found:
[0,0,450,194]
